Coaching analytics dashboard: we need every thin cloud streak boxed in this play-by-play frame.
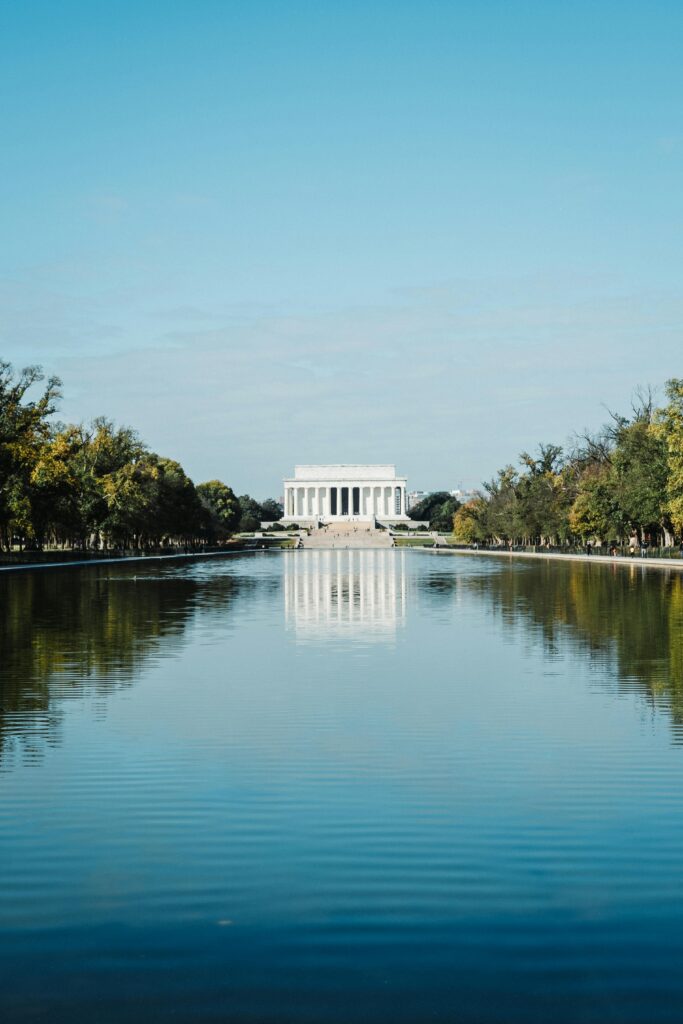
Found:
[10,276,674,496]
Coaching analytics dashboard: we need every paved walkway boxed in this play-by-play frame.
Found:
[424,547,683,572]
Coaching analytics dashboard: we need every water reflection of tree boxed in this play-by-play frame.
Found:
[422,560,683,725]
[0,563,257,764]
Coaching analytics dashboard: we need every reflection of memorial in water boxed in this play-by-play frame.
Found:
[284,549,406,642]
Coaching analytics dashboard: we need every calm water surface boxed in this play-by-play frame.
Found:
[2,550,683,1022]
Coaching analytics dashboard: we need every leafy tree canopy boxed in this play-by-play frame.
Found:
[408,491,460,530]
[197,480,241,538]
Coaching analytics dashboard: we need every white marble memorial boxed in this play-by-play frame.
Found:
[281,464,410,524]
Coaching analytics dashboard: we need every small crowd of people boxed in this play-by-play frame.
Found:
[585,536,683,558]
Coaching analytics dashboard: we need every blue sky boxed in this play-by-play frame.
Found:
[1,1,682,496]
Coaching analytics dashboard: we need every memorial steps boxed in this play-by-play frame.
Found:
[300,522,394,550]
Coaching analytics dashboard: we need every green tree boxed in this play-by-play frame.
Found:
[568,464,618,540]
[0,362,61,548]
[67,419,147,548]
[453,497,488,542]
[431,497,461,532]
[102,454,202,547]
[260,498,284,521]
[408,491,460,530]
[24,426,83,549]
[611,419,668,541]
[657,378,683,536]
[483,467,522,542]
[516,445,572,544]
[237,494,264,532]
[197,480,240,539]
[151,456,202,541]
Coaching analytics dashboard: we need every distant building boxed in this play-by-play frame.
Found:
[282,465,410,524]
[450,489,478,503]
[408,488,478,510]
[407,490,428,511]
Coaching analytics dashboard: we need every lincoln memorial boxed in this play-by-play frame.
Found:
[282,464,410,524]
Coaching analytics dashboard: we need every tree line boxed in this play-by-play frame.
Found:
[453,380,683,547]
[0,361,281,551]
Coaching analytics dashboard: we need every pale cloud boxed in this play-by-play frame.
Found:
[87,192,129,217]
[3,266,682,495]
[0,278,124,357]
[171,192,212,209]
[657,135,683,155]
[146,305,218,323]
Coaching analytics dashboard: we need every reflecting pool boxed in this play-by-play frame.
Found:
[2,550,683,1022]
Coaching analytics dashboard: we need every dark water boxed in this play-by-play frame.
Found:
[2,550,683,1023]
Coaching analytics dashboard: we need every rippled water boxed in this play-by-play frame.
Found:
[2,550,683,1022]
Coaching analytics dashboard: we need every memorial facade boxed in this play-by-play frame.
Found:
[282,464,410,523]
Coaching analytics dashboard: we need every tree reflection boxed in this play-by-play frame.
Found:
[0,562,253,763]
[422,558,683,726]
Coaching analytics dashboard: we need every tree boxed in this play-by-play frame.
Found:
[515,445,573,544]
[151,457,202,541]
[453,498,488,543]
[431,497,460,532]
[260,498,284,521]
[483,467,522,542]
[101,458,157,546]
[408,491,460,530]
[197,480,240,538]
[237,494,264,532]
[611,419,668,541]
[0,360,242,551]
[657,379,683,536]
[0,362,61,548]
[70,419,147,547]
[24,425,82,549]
[101,454,202,547]
[568,464,618,540]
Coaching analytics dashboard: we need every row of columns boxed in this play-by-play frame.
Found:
[284,484,406,518]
